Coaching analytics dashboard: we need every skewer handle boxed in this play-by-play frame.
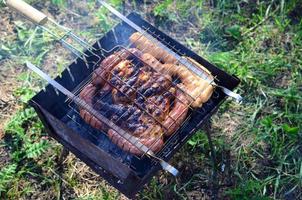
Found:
[6,0,48,25]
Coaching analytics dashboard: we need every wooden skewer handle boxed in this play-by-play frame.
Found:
[6,0,48,25]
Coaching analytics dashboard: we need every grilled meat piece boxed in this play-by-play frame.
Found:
[79,48,189,155]
[79,83,165,155]
[130,32,176,63]
[108,125,163,155]
[79,84,103,130]
[130,32,215,108]
[162,88,189,136]
[109,59,173,121]
[92,48,142,87]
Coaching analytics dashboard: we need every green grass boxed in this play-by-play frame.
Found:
[148,0,302,199]
[205,0,302,199]
[0,0,301,199]
[0,107,57,198]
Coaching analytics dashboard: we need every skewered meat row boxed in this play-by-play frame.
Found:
[79,48,189,155]
[130,32,215,108]
[130,32,177,64]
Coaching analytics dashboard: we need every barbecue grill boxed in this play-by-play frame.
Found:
[6,0,241,198]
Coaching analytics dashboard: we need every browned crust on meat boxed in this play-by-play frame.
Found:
[79,84,103,130]
[79,47,192,156]
[130,32,177,64]
[163,88,189,136]
[92,48,143,86]
[108,127,164,155]
[130,32,215,107]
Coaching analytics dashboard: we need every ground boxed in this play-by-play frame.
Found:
[0,0,301,200]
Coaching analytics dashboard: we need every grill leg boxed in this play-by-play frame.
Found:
[58,147,70,164]
[56,147,69,200]
[204,121,218,200]
[0,99,8,111]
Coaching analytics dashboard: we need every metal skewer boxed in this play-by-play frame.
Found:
[98,0,243,103]
[6,0,242,103]
[25,61,179,176]
[6,0,98,60]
